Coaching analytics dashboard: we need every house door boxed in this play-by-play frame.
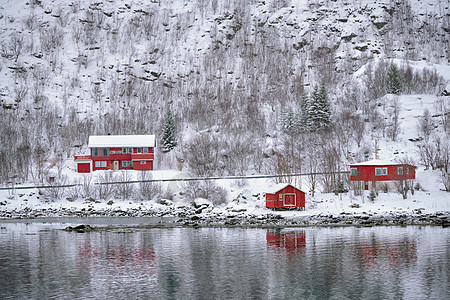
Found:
[284,194,296,207]
[364,181,369,190]
[113,161,119,171]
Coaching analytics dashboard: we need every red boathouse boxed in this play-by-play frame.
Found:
[266,184,306,210]
[74,135,155,173]
[349,159,416,190]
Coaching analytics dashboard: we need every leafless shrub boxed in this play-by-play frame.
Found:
[40,174,68,201]
[95,171,116,201]
[80,174,94,198]
[180,180,227,206]
[39,25,65,52]
[1,32,24,62]
[183,134,222,177]
[137,171,162,201]
[116,170,134,200]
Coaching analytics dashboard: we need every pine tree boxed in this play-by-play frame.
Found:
[387,64,402,95]
[279,110,297,134]
[161,109,177,152]
[298,93,309,129]
[307,83,331,131]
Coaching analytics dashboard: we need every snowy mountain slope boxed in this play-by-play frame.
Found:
[0,0,449,213]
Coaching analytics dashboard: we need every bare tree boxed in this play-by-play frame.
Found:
[116,170,134,200]
[137,171,162,201]
[96,171,116,201]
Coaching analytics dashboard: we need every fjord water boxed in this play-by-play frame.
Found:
[0,221,448,300]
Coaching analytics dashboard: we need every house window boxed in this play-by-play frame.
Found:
[351,168,358,176]
[140,161,146,165]
[375,168,382,175]
[128,161,133,167]
[122,148,127,154]
[122,161,127,167]
[383,167,387,175]
[143,147,148,153]
[101,148,109,157]
[101,161,107,167]
[93,148,101,157]
[116,150,121,154]
[398,167,403,175]
[95,161,100,167]
[128,148,133,154]
[110,151,115,154]
[137,148,142,153]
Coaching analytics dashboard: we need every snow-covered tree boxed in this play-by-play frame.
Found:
[387,64,402,95]
[161,109,177,152]
[307,84,332,131]
[298,93,309,129]
[279,110,297,135]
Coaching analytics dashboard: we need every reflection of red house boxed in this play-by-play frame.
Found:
[350,159,416,190]
[358,240,417,268]
[265,184,305,210]
[266,230,306,254]
[74,135,155,173]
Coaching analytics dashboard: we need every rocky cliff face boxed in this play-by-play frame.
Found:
[0,0,448,182]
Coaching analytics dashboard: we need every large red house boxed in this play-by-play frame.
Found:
[266,184,306,210]
[349,159,416,190]
[74,135,155,173]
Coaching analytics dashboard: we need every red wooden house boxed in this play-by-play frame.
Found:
[349,159,416,190]
[74,135,155,173]
[266,184,306,210]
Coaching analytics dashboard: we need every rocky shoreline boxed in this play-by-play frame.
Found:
[1,208,449,228]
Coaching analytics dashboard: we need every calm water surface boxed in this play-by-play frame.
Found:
[0,219,449,300]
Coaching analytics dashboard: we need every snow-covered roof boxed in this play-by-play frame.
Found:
[265,183,301,194]
[88,135,156,148]
[350,159,413,166]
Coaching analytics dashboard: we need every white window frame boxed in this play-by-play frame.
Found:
[128,161,133,167]
[382,167,387,175]
[143,147,148,153]
[122,161,127,167]
[101,161,107,167]
[375,168,382,175]
[128,148,133,154]
[122,148,127,154]
[93,148,101,157]
[137,148,142,153]
[140,161,146,165]
[95,161,101,167]
[397,167,403,175]
[351,168,358,176]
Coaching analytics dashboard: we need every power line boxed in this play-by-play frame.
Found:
[0,171,350,190]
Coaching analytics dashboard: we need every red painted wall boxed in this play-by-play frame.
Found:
[77,162,90,173]
[266,185,305,209]
[89,147,154,172]
[350,164,416,182]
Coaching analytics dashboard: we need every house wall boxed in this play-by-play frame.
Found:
[266,185,305,209]
[89,147,154,172]
[350,165,416,182]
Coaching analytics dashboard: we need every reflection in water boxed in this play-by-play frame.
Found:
[0,223,449,299]
[266,229,306,255]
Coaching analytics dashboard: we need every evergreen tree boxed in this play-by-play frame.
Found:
[387,64,402,95]
[298,93,310,129]
[161,109,177,152]
[279,110,297,135]
[307,83,332,131]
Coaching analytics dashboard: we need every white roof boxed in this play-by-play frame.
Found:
[350,159,411,166]
[88,135,156,148]
[266,183,300,194]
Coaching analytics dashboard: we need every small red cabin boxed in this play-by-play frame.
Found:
[349,159,416,190]
[265,184,306,210]
[74,135,155,173]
